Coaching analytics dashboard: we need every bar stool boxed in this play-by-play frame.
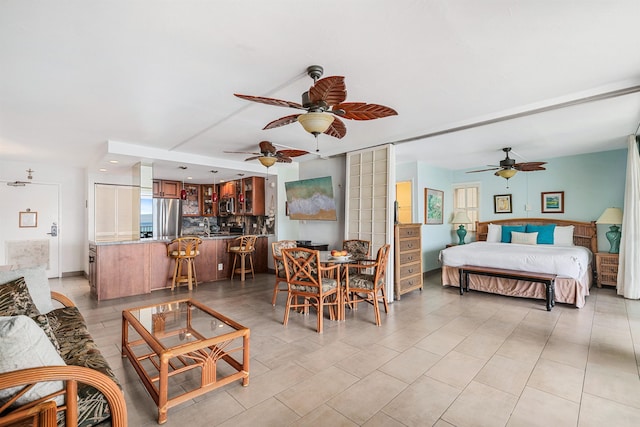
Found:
[167,236,202,290]
[227,235,258,281]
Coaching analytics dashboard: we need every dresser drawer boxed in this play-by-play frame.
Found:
[398,237,420,252]
[397,226,421,239]
[398,251,420,265]
[398,274,422,292]
[399,262,421,278]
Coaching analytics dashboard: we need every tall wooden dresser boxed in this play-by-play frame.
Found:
[394,223,423,299]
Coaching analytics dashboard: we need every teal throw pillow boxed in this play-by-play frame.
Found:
[526,224,556,244]
[501,225,526,243]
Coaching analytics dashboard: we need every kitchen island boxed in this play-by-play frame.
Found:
[89,235,269,300]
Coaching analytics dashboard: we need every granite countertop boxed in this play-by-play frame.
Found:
[91,234,273,245]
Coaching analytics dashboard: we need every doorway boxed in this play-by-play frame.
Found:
[0,181,60,277]
[396,181,412,224]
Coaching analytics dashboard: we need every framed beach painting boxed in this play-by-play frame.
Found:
[284,176,337,221]
[541,191,564,213]
[424,188,444,224]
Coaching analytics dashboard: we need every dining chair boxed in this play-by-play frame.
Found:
[281,248,340,334]
[271,240,297,305]
[344,244,391,326]
[227,235,258,281]
[167,236,203,291]
[342,239,371,260]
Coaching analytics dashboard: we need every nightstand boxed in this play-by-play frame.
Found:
[445,243,458,248]
[595,252,619,288]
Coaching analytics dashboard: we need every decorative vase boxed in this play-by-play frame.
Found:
[456,225,467,245]
[606,225,621,254]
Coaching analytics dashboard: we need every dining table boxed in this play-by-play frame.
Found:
[318,251,373,321]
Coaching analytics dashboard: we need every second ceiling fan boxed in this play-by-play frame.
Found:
[467,147,547,182]
[234,65,397,142]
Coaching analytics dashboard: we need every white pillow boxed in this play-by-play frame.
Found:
[554,225,575,246]
[486,223,502,243]
[0,265,54,314]
[511,231,538,245]
[0,315,66,407]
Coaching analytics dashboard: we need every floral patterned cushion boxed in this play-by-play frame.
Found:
[46,306,120,427]
[343,240,370,258]
[0,276,41,318]
[349,273,385,290]
[291,277,338,293]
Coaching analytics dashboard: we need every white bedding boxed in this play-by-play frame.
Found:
[439,242,592,280]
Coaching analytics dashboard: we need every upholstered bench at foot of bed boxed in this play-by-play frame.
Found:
[458,265,557,311]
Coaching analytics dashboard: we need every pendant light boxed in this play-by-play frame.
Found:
[211,170,218,203]
[179,166,187,200]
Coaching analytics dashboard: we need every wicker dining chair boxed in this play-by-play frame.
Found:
[344,244,391,326]
[342,239,371,260]
[271,240,298,305]
[281,248,340,334]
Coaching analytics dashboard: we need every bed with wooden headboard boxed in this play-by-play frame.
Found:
[440,218,597,308]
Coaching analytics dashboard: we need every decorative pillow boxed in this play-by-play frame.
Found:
[554,225,575,246]
[486,224,501,243]
[30,313,61,352]
[0,315,66,408]
[501,225,526,243]
[0,264,54,314]
[0,276,41,317]
[511,231,538,245]
[525,224,556,244]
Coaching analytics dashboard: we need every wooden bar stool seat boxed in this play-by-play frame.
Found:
[227,235,258,281]
[167,236,202,290]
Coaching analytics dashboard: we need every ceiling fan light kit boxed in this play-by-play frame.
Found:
[496,169,517,179]
[297,112,335,135]
[258,156,278,167]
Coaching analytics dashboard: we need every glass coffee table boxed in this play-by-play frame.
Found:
[122,298,250,424]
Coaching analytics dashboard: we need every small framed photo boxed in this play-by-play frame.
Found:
[541,191,564,213]
[424,188,444,224]
[494,194,512,214]
[19,211,38,228]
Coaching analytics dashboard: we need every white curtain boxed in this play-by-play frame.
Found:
[617,135,640,299]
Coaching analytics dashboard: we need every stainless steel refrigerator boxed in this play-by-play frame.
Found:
[152,198,182,239]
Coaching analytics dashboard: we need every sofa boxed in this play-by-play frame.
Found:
[0,265,126,426]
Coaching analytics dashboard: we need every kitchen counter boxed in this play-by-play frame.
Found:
[91,233,273,245]
[88,235,270,300]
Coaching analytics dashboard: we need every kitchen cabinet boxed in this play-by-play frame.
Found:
[182,183,201,216]
[238,177,265,215]
[201,184,218,216]
[89,243,151,300]
[153,180,181,198]
[220,181,236,199]
[394,223,423,299]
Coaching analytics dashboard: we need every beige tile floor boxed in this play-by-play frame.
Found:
[49,271,640,427]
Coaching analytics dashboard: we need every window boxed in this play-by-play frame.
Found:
[453,183,479,231]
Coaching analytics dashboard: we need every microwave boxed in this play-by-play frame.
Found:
[219,197,235,215]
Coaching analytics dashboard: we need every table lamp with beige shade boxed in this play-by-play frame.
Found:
[596,207,623,253]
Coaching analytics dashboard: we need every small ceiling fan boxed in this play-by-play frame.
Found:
[225,141,309,167]
[466,147,547,182]
[234,65,397,144]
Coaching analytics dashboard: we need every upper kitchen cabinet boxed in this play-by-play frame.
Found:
[239,177,265,215]
[220,181,236,199]
[182,183,200,216]
[153,180,181,198]
[201,184,218,216]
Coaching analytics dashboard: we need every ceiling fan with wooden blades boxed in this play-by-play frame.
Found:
[466,147,546,183]
[234,65,397,144]
[225,140,309,167]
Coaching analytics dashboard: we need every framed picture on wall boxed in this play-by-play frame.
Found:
[424,188,444,224]
[19,211,37,227]
[494,194,512,214]
[541,191,564,213]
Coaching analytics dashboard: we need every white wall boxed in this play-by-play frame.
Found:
[0,159,86,274]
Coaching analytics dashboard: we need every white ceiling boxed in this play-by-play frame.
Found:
[1,1,640,183]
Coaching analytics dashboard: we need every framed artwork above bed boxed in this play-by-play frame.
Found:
[494,194,512,214]
[541,191,564,213]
